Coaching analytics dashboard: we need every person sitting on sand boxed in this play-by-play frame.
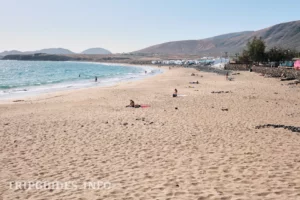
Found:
[126,100,141,108]
[173,89,178,97]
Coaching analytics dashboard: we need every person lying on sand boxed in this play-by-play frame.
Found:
[189,81,199,84]
[126,100,141,108]
[173,89,178,97]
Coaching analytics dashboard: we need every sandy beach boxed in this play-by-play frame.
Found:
[1,67,300,200]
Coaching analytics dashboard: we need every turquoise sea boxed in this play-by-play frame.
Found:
[0,60,159,99]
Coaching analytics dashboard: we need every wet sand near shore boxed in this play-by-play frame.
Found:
[1,67,300,200]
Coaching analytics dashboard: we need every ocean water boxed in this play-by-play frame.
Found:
[0,60,159,99]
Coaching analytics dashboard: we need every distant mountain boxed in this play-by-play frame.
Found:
[0,50,23,56]
[0,47,113,57]
[0,48,74,56]
[81,48,112,55]
[32,48,75,54]
[135,20,300,55]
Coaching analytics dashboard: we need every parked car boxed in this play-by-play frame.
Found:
[279,61,294,68]
[265,62,279,67]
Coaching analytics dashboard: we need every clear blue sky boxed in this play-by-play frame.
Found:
[0,0,299,53]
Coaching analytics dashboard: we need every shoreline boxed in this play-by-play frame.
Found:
[0,61,164,102]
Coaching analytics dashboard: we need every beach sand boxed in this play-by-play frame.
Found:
[1,67,300,200]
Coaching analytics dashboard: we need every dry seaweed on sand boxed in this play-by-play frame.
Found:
[255,124,300,133]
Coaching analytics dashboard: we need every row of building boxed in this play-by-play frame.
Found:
[151,57,229,66]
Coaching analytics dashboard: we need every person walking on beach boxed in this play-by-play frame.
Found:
[226,72,229,80]
[95,76,98,82]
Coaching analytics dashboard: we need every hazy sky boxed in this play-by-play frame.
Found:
[0,0,299,53]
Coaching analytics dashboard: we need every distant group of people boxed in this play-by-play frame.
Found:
[123,67,201,108]
[123,66,239,110]
[127,77,200,108]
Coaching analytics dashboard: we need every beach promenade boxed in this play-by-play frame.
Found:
[1,67,300,200]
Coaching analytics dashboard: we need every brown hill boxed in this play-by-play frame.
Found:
[135,20,300,56]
